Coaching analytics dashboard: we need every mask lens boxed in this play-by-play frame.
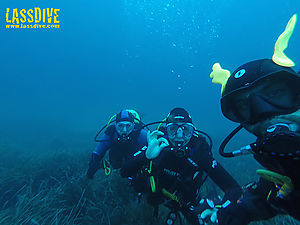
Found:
[181,124,194,138]
[166,124,179,138]
[166,123,194,139]
[115,121,134,136]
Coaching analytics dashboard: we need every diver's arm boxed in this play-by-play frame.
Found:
[202,155,242,202]
[198,156,244,224]
[86,134,111,179]
[216,203,251,225]
[195,137,242,202]
[93,133,112,157]
[217,179,277,225]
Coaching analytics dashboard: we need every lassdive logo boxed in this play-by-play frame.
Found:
[5,7,60,29]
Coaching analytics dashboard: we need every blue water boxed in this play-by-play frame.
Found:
[0,0,300,224]
[1,0,299,143]
[0,0,299,173]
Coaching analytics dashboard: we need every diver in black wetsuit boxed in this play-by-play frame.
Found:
[86,109,147,179]
[201,14,300,225]
[121,108,242,225]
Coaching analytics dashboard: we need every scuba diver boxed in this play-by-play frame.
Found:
[121,108,242,225]
[86,109,148,179]
[201,14,300,225]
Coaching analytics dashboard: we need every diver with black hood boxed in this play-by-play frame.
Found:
[201,14,300,225]
[121,108,242,225]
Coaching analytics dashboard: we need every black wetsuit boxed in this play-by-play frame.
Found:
[217,132,300,225]
[121,135,242,225]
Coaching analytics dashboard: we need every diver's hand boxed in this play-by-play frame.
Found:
[200,208,219,224]
[145,130,169,159]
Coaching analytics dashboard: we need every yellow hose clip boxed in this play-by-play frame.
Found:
[148,161,156,192]
[106,114,117,127]
[103,160,111,176]
[162,188,179,203]
[150,176,156,193]
[157,118,167,130]
[256,169,294,199]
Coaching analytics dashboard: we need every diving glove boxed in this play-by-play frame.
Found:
[145,130,169,159]
[200,208,218,224]
[200,199,231,224]
[198,199,219,224]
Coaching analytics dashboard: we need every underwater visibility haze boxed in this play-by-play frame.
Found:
[0,0,300,224]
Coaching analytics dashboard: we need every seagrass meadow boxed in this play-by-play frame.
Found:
[0,139,299,225]
[1,0,300,224]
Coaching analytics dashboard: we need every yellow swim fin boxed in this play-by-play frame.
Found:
[210,63,231,95]
[272,14,297,67]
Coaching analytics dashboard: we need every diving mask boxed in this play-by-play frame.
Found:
[166,123,195,140]
[115,121,134,141]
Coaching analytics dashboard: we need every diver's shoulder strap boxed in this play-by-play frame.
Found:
[104,125,116,137]
[134,123,143,132]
